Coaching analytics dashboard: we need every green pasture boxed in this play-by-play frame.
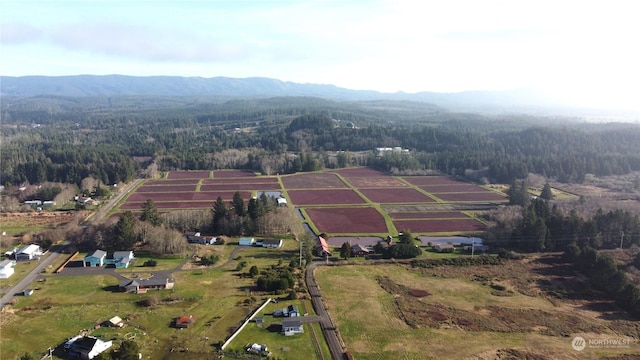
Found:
[313,264,635,359]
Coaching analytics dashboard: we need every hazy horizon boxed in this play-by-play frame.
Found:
[2,1,639,111]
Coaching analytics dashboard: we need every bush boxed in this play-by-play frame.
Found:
[201,254,219,266]
[138,295,159,307]
[143,259,157,267]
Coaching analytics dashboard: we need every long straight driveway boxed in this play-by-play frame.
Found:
[306,262,347,360]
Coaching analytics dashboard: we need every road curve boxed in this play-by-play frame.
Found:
[306,261,347,360]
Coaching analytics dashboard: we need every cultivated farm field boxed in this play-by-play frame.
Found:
[119,169,502,237]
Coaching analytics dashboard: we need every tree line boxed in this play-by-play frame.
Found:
[2,96,640,188]
[486,198,640,253]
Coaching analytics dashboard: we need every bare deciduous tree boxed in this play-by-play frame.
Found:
[80,177,99,193]
[161,209,210,232]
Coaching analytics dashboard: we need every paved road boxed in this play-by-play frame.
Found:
[84,178,144,225]
[1,179,142,309]
[0,243,68,308]
[306,262,347,360]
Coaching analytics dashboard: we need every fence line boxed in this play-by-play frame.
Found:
[220,298,272,350]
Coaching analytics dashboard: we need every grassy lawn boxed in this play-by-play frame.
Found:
[117,253,186,272]
[227,299,328,360]
[0,241,309,360]
[314,264,638,359]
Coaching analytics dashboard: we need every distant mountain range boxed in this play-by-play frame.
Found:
[0,75,561,111]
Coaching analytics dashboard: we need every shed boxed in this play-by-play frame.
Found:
[108,316,124,327]
[84,250,107,267]
[239,237,255,246]
[277,198,287,206]
[176,315,196,328]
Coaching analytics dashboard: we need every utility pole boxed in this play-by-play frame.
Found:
[620,231,625,250]
[299,236,303,267]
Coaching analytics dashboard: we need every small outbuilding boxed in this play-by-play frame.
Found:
[107,316,124,328]
[175,315,196,328]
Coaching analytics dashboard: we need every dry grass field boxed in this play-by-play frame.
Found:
[314,256,639,360]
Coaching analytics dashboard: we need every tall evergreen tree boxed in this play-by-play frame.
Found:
[340,242,352,259]
[540,182,554,200]
[232,191,246,217]
[140,199,162,226]
[112,211,137,251]
[508,180,530,206]
[212,196,228,233]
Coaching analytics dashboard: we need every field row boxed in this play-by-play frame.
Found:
[120,170,499,234]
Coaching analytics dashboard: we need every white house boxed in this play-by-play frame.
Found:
[15,244,42,261]
[0,260,16,279]
[239,237,255,246]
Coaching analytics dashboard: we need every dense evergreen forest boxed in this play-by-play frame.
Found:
[2,95,639,187]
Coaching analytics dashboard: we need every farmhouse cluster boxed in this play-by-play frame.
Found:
[1,244,44,279]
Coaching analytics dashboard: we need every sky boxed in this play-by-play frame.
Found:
[1,0,639,110]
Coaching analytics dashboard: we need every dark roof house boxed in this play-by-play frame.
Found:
[262,238,283,248]
[66,336,112,359]
[282,319,303,336]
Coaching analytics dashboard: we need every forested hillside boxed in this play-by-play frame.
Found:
[1,95,639,187]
